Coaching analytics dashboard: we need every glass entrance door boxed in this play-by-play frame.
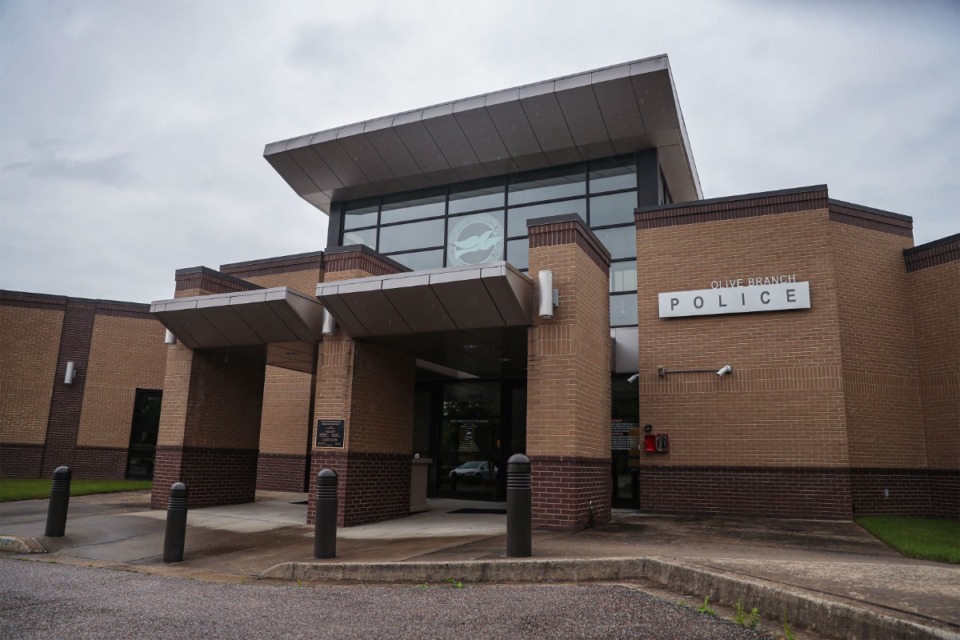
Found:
[439,380,502,500]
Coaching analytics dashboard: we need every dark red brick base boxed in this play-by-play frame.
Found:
[851,468,960,518]
[0,443,45,477]
[308,451,411,527]
[73,446,127,479]
[638,466,854,520]
[151,445,259,509]
[530,456,612,531]
[257,453,309,492]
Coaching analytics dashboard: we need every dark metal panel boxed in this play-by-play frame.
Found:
[364,128,420,177]
[631,69,680,144]
[382,284,456,333]
[392,121,459,185]
[310,140,369,187]
[161,308,228,348]
[431,279,505,329]
[336,133,395,184]
[318,294,369,337]
[421,114,489,181]
[519,93,582,166]
[554,85,616,160]
[196,304,261,346]
[593,76,650,155]
[263,152,321,198]
[235,301,304,344]
[485,102,548,171]
[287,146,343,192]
[340,290,410,336]
[453,108,519,175]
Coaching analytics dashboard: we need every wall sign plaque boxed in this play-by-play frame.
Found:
[316,419,345,448]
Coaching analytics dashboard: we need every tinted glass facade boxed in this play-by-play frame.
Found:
[332,153,664,329]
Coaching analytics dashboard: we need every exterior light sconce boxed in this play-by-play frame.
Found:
[538,270,558,319]
[164,329,177,345]
[658,365,734,378]
[64,361,77,385]
[322,309,337,336]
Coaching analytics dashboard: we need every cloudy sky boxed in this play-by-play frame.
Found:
[1,0,957,303]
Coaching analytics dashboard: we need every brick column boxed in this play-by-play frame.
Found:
[526,214,612,531]
[150,268,266,509]
[308,246,416,526]
[219,251,326,493]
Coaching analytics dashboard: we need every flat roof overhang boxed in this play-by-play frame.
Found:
[151,287,325,373]
[317,262,532,377]
[264,54,702,212]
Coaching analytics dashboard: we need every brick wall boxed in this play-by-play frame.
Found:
[0,297,65,476]
[635,196,848,472]
[906,235,960,518]
[638,467,853,520]
[307,247,415,525]
[255,366,313,491]
[153,445,259,508]
[77,314,166,450]
[527,215,612,530]
[830,219,924,470]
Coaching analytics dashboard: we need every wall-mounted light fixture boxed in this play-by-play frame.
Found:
[658,365,734,378]
[164,329,177,345]
[322,309,337,336]
[538,270,558,319]
[64,361,77,385]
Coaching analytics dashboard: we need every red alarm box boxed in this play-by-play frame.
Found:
[644,434,657,453]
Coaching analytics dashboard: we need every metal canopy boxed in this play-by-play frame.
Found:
[317,262,533,378]
[151,287,325,373]
[265,54,702,212]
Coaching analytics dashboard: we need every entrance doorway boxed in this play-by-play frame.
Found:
[414,374,526,502]
[611,374,640,508]
[126,389,161,479]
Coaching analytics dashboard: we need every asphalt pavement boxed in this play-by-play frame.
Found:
[1,490,957,640]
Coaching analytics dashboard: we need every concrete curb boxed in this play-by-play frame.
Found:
[0,535,46,554]
[260,556,957,640]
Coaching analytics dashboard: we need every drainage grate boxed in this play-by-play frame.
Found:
[449,508,506,515]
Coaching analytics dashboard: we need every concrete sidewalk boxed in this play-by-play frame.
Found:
[1,490,957,640]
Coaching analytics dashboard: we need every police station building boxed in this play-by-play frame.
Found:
[2,55,957,530]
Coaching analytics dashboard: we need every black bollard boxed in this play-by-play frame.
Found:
[314,469,338,559]
[44,466,72,537]
[631,467,640,503]
[506,453,531,558]
[163,482,188,563]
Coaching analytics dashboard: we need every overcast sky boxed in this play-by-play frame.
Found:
[1,0,957,303]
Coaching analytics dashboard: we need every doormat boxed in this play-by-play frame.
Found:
[449,508,506,515]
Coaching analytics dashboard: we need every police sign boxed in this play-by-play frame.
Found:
[659,281,810,318]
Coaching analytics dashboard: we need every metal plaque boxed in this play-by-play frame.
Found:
[316,420,345,448]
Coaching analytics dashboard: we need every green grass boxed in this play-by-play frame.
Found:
[856,516,960,564]
[0,478,153,502]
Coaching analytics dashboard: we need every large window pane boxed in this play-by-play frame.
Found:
[388,249,444,271]
[506,238,529,271]
[610,293,638,326]
[379,218,444,253]
[449,181,505,214]
[590,191,637,228]
[342,200,378,230]
[610,260,637,292]
[447,211,505,267]
[381,192,445,224]
[590,157,637,193]
[508,166,585,205]
[593,226,636,259]
[507,199,586,237]
[343,227,377,249]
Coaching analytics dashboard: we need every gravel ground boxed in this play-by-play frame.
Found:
[0,558,772,640]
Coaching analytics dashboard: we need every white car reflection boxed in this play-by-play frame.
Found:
[449,461,498,482]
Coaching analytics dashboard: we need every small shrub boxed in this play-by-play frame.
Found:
[697,596,716,617]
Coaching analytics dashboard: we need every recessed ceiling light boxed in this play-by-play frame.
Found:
[463,344,479,350]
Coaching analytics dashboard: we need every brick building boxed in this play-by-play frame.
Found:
[2,55,956,529]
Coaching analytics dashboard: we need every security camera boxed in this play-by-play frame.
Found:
[716,365,732,377]
[627,374,639,383]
